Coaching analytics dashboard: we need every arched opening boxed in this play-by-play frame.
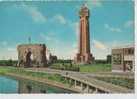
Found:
[26,85,32,93]
[26,51,33,67]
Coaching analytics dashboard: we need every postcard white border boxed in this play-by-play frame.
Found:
[0,0,136,99]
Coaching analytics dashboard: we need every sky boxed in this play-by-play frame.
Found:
[0,0,134,60]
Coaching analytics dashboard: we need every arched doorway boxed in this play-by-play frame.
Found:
[26,51,33,67]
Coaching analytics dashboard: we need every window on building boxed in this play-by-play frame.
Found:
[127,48,134,55]
[128,49,131,54]
[131,49,134,54]
[112,54,122,65]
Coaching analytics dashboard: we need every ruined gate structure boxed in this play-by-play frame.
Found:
[17,44,47,67]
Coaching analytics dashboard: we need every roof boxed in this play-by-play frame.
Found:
[112,44,134,49]
[17,43,46,48]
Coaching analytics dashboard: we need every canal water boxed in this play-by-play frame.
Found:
[0,75,74,93]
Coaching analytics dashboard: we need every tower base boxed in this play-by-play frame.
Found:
[74,53,94,64]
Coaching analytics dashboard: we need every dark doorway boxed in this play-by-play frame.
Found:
[26,51,32,67]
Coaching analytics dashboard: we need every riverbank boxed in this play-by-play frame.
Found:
[0,66,134,93]
[0,66,80,93]
[5,73,80,93]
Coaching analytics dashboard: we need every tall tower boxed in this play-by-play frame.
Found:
[75,4,93,64]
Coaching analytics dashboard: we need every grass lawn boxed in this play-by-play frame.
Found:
[79,64,111,73]
[95,77,134,89]
[0,66,68,86]
[0,66,15,74]
[51,63,111,73]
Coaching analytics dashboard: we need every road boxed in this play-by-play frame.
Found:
[26,67,134,79]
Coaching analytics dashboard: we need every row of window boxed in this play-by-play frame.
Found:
[124,48,134,55]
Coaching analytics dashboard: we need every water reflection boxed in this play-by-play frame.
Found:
[0,76,74,93]
[0,76,18,93]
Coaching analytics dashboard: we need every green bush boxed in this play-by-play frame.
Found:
[96,77,134,89]
[79,64,111,73]
[50,63,79,72]
[0,60,17,66]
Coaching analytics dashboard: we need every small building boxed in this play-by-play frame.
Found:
[17,44,47,67]
[111,45,134,72]
[48,53,57,64]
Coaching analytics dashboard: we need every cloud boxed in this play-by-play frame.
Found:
[92,40,107,50]
[91,0,102,7]
[0,42,18,60]
[91,46,109,59]
[39,32,58,43]
[0,47,17,60]
[1,41,8,46]
[91,40,110,59]
[39,32,77,59]
[124,20,134,28]
[21,3,46,23]
[70,43,78,59]
[40,33,52,41]
[71,22,79,37]
[53,42,77,59]
[87,0,102,8]
[104,24,122,32]
[53,14,66,24]
[110,40,134,48]
[7,48,16,52]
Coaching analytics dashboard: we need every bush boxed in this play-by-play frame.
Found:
[0,60,17,66]
[50,63,79,72]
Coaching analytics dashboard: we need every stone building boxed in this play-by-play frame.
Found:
[17,44,47,67]
[112,45,134,72]
[75,4,94,64]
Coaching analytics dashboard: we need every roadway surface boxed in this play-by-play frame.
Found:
[26,67,134,79]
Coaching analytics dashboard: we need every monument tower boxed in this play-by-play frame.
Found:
[75,4,93,64]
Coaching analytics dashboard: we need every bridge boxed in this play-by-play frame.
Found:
[25,68,134,93]
[62,73,133,93]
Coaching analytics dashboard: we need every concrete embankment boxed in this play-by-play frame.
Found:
[5,73,81,93]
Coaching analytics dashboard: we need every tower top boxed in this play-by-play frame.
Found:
[82,3,88,9]
[79,3,89,17]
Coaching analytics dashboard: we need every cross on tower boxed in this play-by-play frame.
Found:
[28,36,31,44]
